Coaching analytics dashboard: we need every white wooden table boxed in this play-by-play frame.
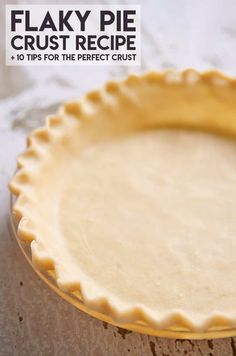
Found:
[1,0,236,354]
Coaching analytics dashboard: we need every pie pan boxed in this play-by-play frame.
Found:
[9,70,236,339]
[9,202,236,339]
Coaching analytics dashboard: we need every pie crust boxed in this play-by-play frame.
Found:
[9,70,236,333]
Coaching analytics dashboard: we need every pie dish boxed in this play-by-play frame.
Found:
[9,70,236,336]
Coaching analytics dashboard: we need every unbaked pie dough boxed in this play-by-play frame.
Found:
[10,70,236,332]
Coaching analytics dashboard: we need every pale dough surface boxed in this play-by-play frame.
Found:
[36,129,236,322]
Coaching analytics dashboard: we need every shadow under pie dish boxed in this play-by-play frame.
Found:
[9,70,236,338]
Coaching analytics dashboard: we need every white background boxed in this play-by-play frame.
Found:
[5,5,140,65]
[1,0,236,355]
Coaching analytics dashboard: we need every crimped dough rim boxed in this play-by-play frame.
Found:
[9,69,236,333]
